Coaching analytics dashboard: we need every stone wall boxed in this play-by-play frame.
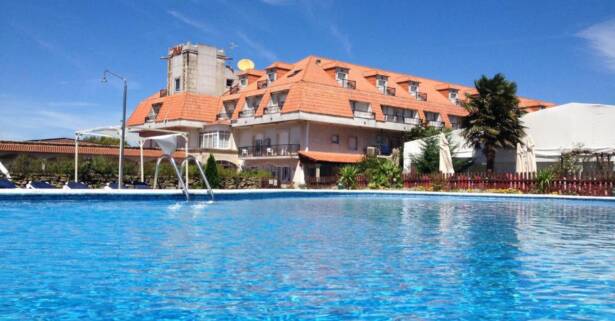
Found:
[7,173,267,189]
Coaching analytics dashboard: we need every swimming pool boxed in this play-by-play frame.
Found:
[1,193,614,319]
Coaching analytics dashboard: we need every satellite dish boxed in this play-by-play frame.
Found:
[237,58,255,71]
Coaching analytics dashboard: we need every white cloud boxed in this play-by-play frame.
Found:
[577,19,615,72]
[0,98,116,140]
[237,31,278,61]
[167,10,217,35]
[329,25,352,56]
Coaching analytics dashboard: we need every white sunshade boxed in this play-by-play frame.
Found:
[403,130,475,173]
[521,103,615,161]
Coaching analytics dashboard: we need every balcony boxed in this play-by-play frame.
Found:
[428,120,444,128]
[264,105,282,114]
[384,114,420,125]
[338,79,356,89]
[217,112,232,120]
[384,114,403,123]
[416,92,428,101]
[257,80,268,89]
[385,86,396,96]
[353,110,375,119]
[229,85,240,95]
[239,109,255,118]
[238,144,300,158]
[404,117,420,125]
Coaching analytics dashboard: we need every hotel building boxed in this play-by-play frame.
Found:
[127,43,553,186]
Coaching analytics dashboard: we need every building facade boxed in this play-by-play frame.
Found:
[128,43,554,186]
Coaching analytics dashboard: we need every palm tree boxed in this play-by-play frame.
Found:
[461,73,526,172]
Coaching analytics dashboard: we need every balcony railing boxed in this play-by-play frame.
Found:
[428,120,444,128]
[353,110,375,119]
[338,79,356,89]
[385,86,396,96]
[404,117,420,125]
[229,85,240,95]
[416,92,428,101]
[238,144,300,158]
[239,109,255,118]
[257,80,268,89]
[383,115,420,125]
[217,112,232,120]
[264,105,281,114]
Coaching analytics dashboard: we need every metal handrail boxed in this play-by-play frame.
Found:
[153,154,190,200]
[180,155,214,202]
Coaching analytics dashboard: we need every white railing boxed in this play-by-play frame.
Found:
[353,110,375,119]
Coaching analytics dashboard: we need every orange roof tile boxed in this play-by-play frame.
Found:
[298,151,364,163]
[127,55,554,128]
[127,92,219,126]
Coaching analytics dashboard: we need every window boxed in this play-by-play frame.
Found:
[201,131,231,149]
[239,76,248,88]
[331,134,339,144]
[409,81,419,96]
[350,101,373,119]
[348,136,358,151]
[449,89,459,102]
[336,68,348,85]
[449,115,463,129]
[376,75,388,93]
[269,91,288,107]
[226,79,234,87]
[425,111,440,122]
[146,103,162,122]
[174,77,181,91]
[267,69,276,82]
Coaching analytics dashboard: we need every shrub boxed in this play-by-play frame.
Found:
[535,168,557,194]
[205,154,220,188]
[359,157,402,189]
[338,165,359,189]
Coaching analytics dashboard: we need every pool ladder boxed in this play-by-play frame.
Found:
[153,155,214,201]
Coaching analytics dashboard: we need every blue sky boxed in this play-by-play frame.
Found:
[1,0,614,140]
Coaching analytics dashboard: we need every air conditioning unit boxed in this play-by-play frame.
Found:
[366,146,377,157]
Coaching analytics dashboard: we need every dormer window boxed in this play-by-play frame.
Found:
[267,69,276,83]
[350,101,374,119]
[240,95,262,118]
[239,76,248,88]
[448,89,459,103]
[336,68,348,84]
[266,91,287,114]
[409,81,420,96]
[146,103,162,123]
[376,75,388,94]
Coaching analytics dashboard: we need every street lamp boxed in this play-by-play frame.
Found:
[102,69,128,189]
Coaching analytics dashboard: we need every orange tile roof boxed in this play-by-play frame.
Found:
[0,141,186,159]
[298,151,364,163]
[128,55,555,128]
[127,92,219,126]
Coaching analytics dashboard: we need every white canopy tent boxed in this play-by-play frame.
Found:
[403,103,615,173]
[74,126,188,185]
[521,103,615,161]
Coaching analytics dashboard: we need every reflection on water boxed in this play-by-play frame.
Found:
[0,196,614,320]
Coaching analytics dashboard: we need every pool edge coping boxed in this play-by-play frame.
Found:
[0,188,614,202]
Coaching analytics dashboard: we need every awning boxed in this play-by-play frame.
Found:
[298,151,364,164]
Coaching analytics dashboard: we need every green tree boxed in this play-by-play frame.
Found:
[413,135,440,174]
[205,154,220,188]
[461,73,526,172]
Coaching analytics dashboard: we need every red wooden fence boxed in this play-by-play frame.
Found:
[305,172,615,196]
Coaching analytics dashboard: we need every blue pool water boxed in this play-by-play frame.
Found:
[1,194,615,320]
